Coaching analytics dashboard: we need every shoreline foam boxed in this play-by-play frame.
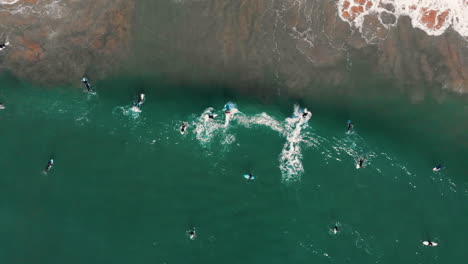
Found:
[337,0,468,37]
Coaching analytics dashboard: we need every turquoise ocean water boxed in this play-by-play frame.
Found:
[0,74,467,263]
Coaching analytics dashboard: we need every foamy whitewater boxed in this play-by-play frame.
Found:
[337,0,468,37]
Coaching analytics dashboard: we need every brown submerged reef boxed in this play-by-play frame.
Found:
[0,0,468,100]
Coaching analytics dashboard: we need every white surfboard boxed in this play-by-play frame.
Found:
[432,167,440,172]
[0,104,5,110]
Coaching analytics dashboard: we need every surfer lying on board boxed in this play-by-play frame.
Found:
[180,122,188,134]
[357,158,365,168]
[347,121,353,132]
[433,164,445,172]
[43,159,54,174]
[423,240,438,247]
[243,173,255,181]
[0,42,9,51]
[81,77,92,92]
[136,93,145,108]
[188,228,196,240]
[332,225,339,234]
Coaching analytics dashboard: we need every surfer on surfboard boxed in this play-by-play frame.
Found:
[332,225,339,234]
[244,173,255,181]
[132,93,145,112]
[423,241,438,247]
[43,158,54,174]
[0,41,9,51]
[180,122,188,134]
[433,164,445,172]
[187,228,196,240]
[82,77,92,92]
[0,103,5,110]
[357,158,365,169]
[347,120,353,133]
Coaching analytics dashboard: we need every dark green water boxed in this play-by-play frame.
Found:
[0,75,467,264]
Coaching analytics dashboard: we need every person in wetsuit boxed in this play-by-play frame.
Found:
[82,77,92,92]
[0,42,9,51]
[358,158,364,168]
[180,122,188,134]
[188,228,196,240]
[332,226,339,234]
[347,122,353,132]
[44,159,54,174]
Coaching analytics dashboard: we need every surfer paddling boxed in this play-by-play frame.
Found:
[332,225,339,234]
[136,93,145,108]
[132,93,145,112]
[81,77,92,92]
[347,121,353,133]
[43,158,54,174]
[187,228,196,240]
[433,164,445,172]
[357,158,365,169]
[0,41,9,51]
[180,122,188,134]
[243,173,255,181]
[423,240,438,247]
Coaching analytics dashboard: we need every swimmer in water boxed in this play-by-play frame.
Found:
[208,114,215,120]
[358,158,365,168]
[433,164,445,172]
[423,240,438,247]
[0,42,9,51]
[81,77,92,92]
[332,226,339,234]
[180,122,188,134]
[188,228,196,240]
[43,158,54,174]
[347,122,353,132]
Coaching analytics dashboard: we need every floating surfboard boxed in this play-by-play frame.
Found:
[0,104,5,110]
[432,167,439,172]
[244,174,255,180]
[423,241,438,247]
[356,164,361,169]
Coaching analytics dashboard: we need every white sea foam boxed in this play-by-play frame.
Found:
[279,105,311,182]
[236,112,285,134]
[337,0,468,38]
[194,107,225,144]
[1,0,65,19]
[0,0,20,5]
